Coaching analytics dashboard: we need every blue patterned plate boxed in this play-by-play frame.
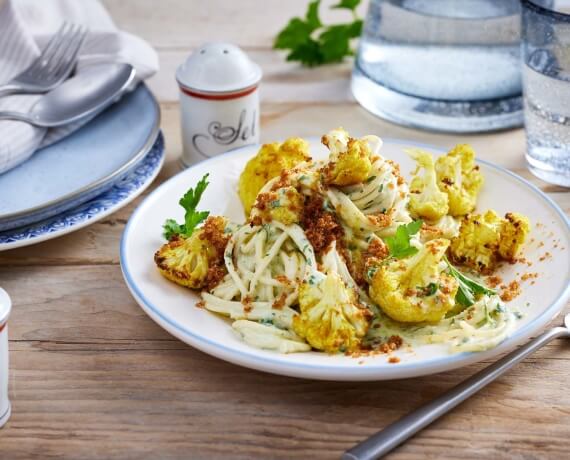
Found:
[0,84,160,231]
[0,132,164,251]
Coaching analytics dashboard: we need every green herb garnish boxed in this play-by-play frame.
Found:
[274,0,363,67]
[385,220,423,259]
[445,257,496,308]
[417,282,438,297]
[162,173,210,240]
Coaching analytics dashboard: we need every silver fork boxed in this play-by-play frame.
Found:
[343,313,570,460]
[0,22,87,98]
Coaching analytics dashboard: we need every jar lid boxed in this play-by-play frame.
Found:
[176,42,262,94]
[0,288,11,327]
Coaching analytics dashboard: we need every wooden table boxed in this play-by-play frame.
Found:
[1,1,569,458]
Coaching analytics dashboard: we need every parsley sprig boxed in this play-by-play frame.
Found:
[163,174,210,240]
[274,0,363,67]
[445,257,496,308]
[385,220,423,259]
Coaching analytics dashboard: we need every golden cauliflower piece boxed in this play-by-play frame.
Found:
[154,216,229,289]
[250,186,304,225]
[238,138,311,216]
[435,144,484,216]
[498,212,531,261]
[368,239,458,323]
[321,128,372,186]
[293,272,372,353]
[407,148,449,221]
[450,210,530,273]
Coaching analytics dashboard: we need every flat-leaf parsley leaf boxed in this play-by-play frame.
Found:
[274,0,362,67]
[163,173,210,240]
[445,257,496,308]
[385,220,423,259]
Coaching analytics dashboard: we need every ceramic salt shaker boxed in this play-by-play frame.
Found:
[176,43,262,166]
[0,288,11,428]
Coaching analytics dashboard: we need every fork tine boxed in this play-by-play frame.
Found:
[50,26,87,81]
[38,24,83,79]
[29,24,71,78]
[26,22,70,75]
[44,24,79,69]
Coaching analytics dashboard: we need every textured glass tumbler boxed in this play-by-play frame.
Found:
[523,0,570,186]
[352,0,523,133]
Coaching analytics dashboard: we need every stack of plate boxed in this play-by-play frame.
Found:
[0,84,164,251]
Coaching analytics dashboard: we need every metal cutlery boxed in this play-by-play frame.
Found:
[0,22,87,98]
[343,313,570,460]
[0,63,136,127]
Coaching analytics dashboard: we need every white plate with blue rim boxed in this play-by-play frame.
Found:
[0,133,164,251]
[120,138,570,381]
[0,84,160,232]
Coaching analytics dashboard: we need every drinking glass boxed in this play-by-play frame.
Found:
[352,0,523,133]
[522,0,570,186]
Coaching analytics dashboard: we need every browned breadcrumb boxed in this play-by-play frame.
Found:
[367,212,392,228]
[539,252,552,262]
[272,292,287,310]
[200,216,231,290]
[242,296,253,313]
[500,281,521,302]
[350,238,390,287]
[301,195,344,255]
[275,275,291,286]
[386,159,405,185]
[253,191,275,212]
[269,169,292,192]
[347,335,403,358]
[521,272,538,282]
[487,275,503,288]
[378,335,404,353]
[196,300,205,309]
[515,256,533,267]
[204,265,227,291]
[388,356,400,364]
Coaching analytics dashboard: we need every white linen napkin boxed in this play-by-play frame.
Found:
[0,0,159,174]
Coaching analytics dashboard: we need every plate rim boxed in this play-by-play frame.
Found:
[0,84,161,223]
[0,132,165,251]
[120,138,570,381]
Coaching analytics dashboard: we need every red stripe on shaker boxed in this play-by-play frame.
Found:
[180,85,257,100]
[0,323,5,333]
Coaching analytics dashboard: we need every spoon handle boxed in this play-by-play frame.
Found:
[343,326,570,460]
[0,84,22,98]
[0,111,32,124]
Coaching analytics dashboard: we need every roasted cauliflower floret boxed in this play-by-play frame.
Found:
[368,239,459,323]
[498,212,531,261]
[238,138,311,216]
[293,272,372,353]
[321,128,372,186]
[407,148,449,221]
[435,144,484,216]
[250,186,304,225]
[154,216,229,289]
[450,210,530,273]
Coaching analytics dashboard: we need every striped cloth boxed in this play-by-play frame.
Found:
[0,0,159,174]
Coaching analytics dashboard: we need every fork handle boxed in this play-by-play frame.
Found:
[343,326,570,460]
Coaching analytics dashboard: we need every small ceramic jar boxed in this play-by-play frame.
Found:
[0,288,11,428]
[176,43,262,166]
